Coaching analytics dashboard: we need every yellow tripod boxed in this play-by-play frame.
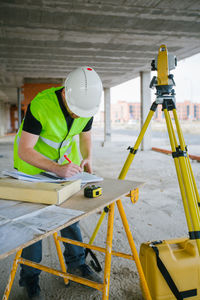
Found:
[88,44,200,298]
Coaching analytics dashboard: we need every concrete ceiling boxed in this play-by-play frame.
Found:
[0,0,200,103]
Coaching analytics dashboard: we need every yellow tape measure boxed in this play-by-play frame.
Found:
[84,185,102,198]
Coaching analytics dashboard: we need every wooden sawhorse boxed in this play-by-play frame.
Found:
[2,178,152,300]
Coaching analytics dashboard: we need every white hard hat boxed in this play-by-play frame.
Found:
[64,66,103,117]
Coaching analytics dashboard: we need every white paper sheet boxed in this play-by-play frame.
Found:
[14,205,84,232]
[0,221,43,255]
[0,205,84,256]
[2,170,103,185]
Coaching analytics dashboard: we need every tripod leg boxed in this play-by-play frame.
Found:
[187,157,200,205]
[88,103,156,299]
[173,109,198,202]
[88,103,157,246]
[167,113,194,233]
[173,109,200,205]
[89,210,107,245]
[172,108,200,249]
[164,108,200,253]
[119,103,157,180]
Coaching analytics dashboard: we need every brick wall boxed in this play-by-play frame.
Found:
[111,100,200,123]
[22,83,62,112]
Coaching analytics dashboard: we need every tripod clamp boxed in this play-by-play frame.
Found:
[127,146,138,154]
[172,146,187,158]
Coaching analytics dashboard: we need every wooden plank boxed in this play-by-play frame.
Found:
[0,178,81,205]
[152,147,200,162]
[61,178,143,215]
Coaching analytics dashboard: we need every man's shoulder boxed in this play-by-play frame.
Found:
[35,86,63,99]
[31,86,63,107]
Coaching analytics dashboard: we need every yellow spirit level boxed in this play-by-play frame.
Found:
[84,185,102,198]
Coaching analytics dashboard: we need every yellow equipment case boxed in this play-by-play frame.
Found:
[139,237,200,300]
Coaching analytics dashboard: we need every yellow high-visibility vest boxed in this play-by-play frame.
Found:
[14,87,91,175]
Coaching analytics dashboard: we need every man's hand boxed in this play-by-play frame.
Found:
[55,163,82,178]
[79,131,92,173]
[80,158,92,173]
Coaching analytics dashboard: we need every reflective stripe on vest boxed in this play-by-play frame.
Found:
[17,135,20,145]
[17,135,72,151]
[58,146,72,164]
[16,134,58,162]
[39,136,72,149]
[39,136,61,149]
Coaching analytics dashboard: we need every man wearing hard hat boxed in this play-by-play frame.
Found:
[14,67,103,299]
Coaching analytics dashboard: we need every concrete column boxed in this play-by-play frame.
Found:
[140,71,152,150]
[0,102,4,136]
[17,87,21,128]
[103,87,111,146]
[0,102,8,136]
[5,103,11,133]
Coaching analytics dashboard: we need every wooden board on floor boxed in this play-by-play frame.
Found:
[0,178,81,205]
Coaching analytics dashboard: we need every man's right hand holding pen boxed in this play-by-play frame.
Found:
[54,155,82,178]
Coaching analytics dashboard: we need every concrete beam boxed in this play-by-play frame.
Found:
[0,1,200,100]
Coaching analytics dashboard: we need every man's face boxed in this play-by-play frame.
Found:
[61,89,80,119]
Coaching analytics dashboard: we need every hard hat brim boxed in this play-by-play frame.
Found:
[67,100,99,118]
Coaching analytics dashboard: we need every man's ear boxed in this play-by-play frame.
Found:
[62,88,65,98]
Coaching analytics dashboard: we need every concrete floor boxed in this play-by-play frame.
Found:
[0,128,200,299]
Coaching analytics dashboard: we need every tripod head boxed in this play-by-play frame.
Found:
[150,45,177,105]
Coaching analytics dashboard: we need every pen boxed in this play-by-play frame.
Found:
[64,155,72,163]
